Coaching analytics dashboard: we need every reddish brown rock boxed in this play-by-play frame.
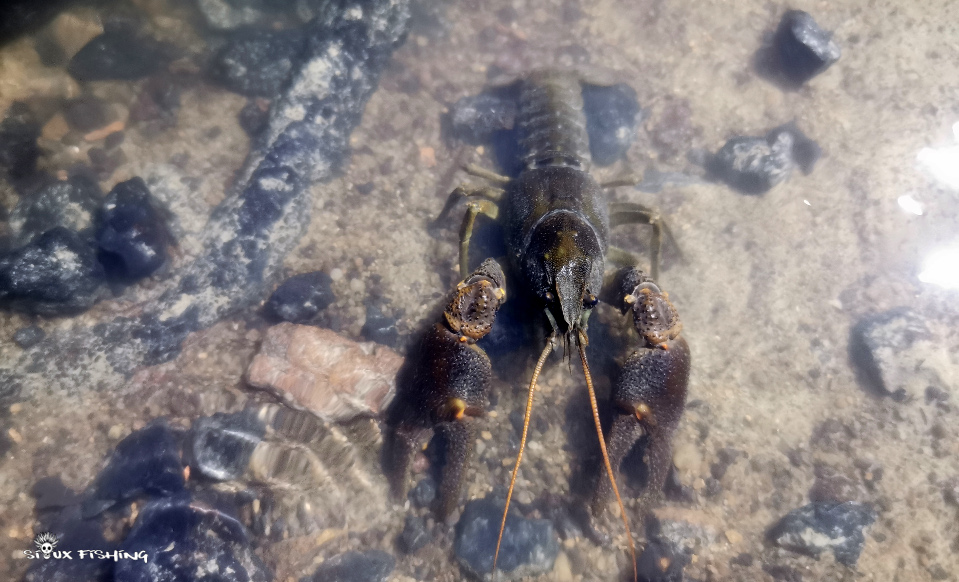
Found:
[246,323,402,422]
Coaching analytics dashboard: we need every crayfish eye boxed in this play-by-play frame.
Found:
[544,291,554,302]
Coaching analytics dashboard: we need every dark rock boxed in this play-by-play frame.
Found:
[650,97,694,159]
[448,92,517,143]
[849,307,935,399]
[0,101,41,179]
[454,494,559,580]
[9,175,102,245]
[13,325,46,348]
[767,501,876,566]
[95,177,172,281]
[209,28,307,98]
[0,227,104,316]
[706,134,793,195]
[362,303,400,347]
[25,504,114,582]
[114,494,270,582]
[189,410,265,481]
[409,476,437,508]
[30,476,79,510]
[304,550,395,582]
[68,29,166,82]
[238,98,271,136]
[63,96,112,133]
[766,122,822,174]
[265,270,335,323]
[196,0,267,30]
[772,10,841,86]
[582,82,641,165]
[398,514,430,554]
[83,419,185,517]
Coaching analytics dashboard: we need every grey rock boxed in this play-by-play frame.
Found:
[196,0,267,30]
[189,410,265,481]
[767,501,876,566]
[209,28,307,98]
[304,550,395,582]
[68,29,166,81]
[707,134,794,195]
[95,177,172,281]
[398,514,430,554]
[265,270,335,323]
[773,10,841,86]
[13,325,45,349]
[9,176,102,245]
[409,476,437,508]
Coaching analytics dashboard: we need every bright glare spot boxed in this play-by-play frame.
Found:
[897,194,924,215]
[918,245,959,289]
[917,121,959,190]
[803,199,811,206]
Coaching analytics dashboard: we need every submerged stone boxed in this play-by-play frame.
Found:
[707,134,794,195]
[766,122,822,175]
[189,410,265,481]
[398,514,430,554]
[68,29,166,81]
[582,82,641,165]
[305,550,395,582]
[767,501,876,566]
[13,325,46,349]
[10,175,102,245]
[773,10,841,86]
[361,303,400,347]
[209,28,307,98]
[95,177,172,281]
[265,270,335,323]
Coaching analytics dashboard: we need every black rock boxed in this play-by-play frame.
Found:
[238,99,271,137]
[773,10,841,86]
[30,476,79,510]
[362,303,400,347]
[454,495,559,580]
[0,227,105,316]
[10,175,102,245]
[95,177,172,281]
[83,419,185,517]
[189,410,265,481]
[304,550,395,582]
[706,134,793,195]
[0,101,40,179]
[767,502,877,566]
[64,96,112,133]
[582,82,641,166]
[409,476,437,508]
[448,92,517,144]
[398,514,430,554]
[68,30,166,82]
[26,504,114,582]
[265,270,335,323]
[209,28,307,98]
[766,122,822,175]
[849,307,932,399]
[13,325,46,349]
[114,494,271,582]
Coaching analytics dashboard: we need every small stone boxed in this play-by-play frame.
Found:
[63,95,112,133]
[95,177,172,281]
[13,326,45,349]
[82,418,185,517]
[725,529,743,544]
[448,92,517,143]
[361,303,400,347]
[188,410,265,481]
[265,271,335,324]
[41,114,70,141]
[9,175,102,245]
[454,494,559,581]
[238,98,271,137]
[209,28,307,98]
[730,553,754,567]
[398,514,430,554]
[582,82,641,165]
[246,323,403,422]
[706,133,794,195]
[767,501,877,566]
[68,29,166,81]
[304,550,395,582]
[672,441,701,475]
[196,0,266,30]
[409,477,437,508]
[766,122,822,175]
[0,102,40,179]
[0,227,104,316]
[772,10,841,86]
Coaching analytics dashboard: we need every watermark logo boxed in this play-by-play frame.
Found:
[23,532,148,562]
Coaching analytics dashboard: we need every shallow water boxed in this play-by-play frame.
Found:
[1,1,958,581]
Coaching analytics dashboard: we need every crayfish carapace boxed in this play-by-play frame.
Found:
[385,70,690,581]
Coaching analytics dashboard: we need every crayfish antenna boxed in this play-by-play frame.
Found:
[578,330,638,582]
[493,336,554,577]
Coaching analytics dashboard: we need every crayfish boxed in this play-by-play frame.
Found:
[385,70,690,581]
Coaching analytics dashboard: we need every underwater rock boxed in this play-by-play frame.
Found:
[0,227,104,316]
[246,323,402,422]
[196,0,267,30]
[304,550,395,582]
[448,92,517,143]
[706,133,794,195]
[83,419,184,517]
[68,29,166,81]
[189,410,265,481]
[13,325,46,349]
[398,514,430,554]
[26,504,114,582]
[0,101,41,180]
[772,10,841,86]
[238,98,271,137]
[265,270,335,324]
[114,494,270,582]
[409,476,437,508]
[63,95,112,133]
[767,501,876,566]
[95,177,171,281]
[10,175,102,245]
[361,302,400,347]
[210,28,307,98]
[582,82,641,165]
[766,122,822,175]
[454,494,559,581]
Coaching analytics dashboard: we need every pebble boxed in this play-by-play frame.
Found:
[246,323,403,422]
[82,418,185,517]
[9,175,102,245]
[41,113,70,141]
[114,494,271,582]
[209,28,307,98]
[772,10,841,86]
[767,501,877,566]
[398,514,430,554]
[448,92,517,143]
[0,102,41,180]
[454,494,559,581]
[95,177,172,281]
[766,122,822,175]
[188,410,265,481]
[409,477,437,508]
[265,271,336,324]
[671,441,701,475]
[0,227,105,316]
[304,550,395,582]
[68,29,166,82]
[13,326,46,349]
[552,551,573,582]
[725,529,743,544]
[582,82,641,165]
[238,98,271,137]
[361,303,400,347]
[706,133,793,195]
